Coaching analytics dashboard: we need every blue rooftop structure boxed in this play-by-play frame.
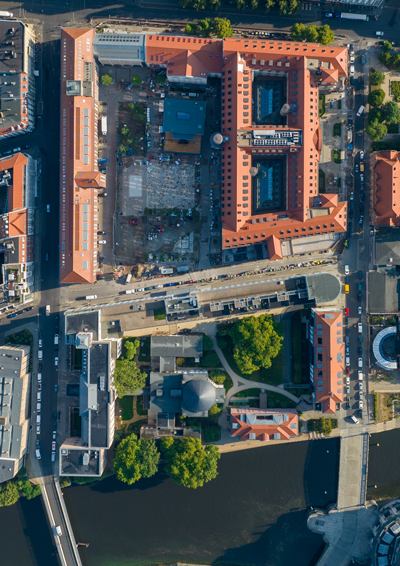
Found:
[163,98,206,140]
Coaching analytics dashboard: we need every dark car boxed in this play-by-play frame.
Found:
[360,193,365,202]
[345,276,349,285]
[7,313,17,318]
[53,421,57,431]
[359,410,363,419]
[360,204,364,215]
[53,411,57,421]
[359,335,363,343]
[359,215,364,225]
[349,222,353,233]
[22,144,31,149]
[130,218,138,225]
[349,209,354,219]
[358,347,362,356]
[38,363,42,371]
[97,230,106,235]
[36,440,40,449]
[346,327,349,335]
[358,270,363,280]
[23,306,33,312]
[370,226,375,236]
[358,292,362,302]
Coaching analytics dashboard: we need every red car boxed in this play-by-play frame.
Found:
[156,225,163,233]
[130,218,138,226]
[346,367,350,376]
[345,307,349,316]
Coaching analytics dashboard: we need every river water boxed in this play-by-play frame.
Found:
[62,440,339,566]
[368,428,400,501]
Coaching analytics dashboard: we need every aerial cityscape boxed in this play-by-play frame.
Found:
[0,0,400,565]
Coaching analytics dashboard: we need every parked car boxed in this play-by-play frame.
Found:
[358,358,363,368]
[358,306,362,315]
[97,231,106,235]
[98,240,106,245]
[130,218,138,225]
[345,307,350,316]
[376,31,384,36]
[360,151,364,160]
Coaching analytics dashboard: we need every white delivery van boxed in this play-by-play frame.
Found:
[37,392,41,401]
[36,449,41,460]
[36,415,41,425]
[85,295,97,300]
[38,350,43,360]
[37,402,41,412]
[357,105,365,116]
[351,415,359,424]
[358,371,364,380]
[125,273,132,285]
[37,373,42,383]
[54,526,62,536]
[358,323,362,333]
[125,289,135,294]
[46,305,50,316]
[54,334,59,345]
[346,356,350,366]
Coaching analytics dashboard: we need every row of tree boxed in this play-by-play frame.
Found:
[290,23,334,46]
[113,435,220,489]
[366,69,400,141]
[185,18,233,38]
[181,0,300,13]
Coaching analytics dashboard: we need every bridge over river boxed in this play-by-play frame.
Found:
[308,428,377,566]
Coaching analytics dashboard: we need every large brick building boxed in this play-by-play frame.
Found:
[60,28,105,284]
[373,151,400,227]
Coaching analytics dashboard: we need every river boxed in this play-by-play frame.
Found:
[62,439,339,566]
[368,428,400,501]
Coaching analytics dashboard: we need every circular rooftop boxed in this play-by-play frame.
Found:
[373,326,398,371]
[182,378,216,414]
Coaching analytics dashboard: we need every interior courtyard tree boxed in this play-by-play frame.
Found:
[112,358,146,398]
[100,74,113,86]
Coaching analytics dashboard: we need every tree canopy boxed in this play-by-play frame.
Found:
[114,434,160,485]
[131,75,142,87]
[368,89,385,108]
[123,338,139,361]
[370,69,385,87]
[381,101,400,124]
[199,18,212,37]
[100,74,113,86]
[212,18,233,38]
[290,23,334,45]
[0,482,19,507]
[220,314,283,375]
[366,119,388,141]
[161,437,220,489]
[113,358,146,398]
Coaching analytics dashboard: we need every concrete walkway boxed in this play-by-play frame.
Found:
[210,334,300,407]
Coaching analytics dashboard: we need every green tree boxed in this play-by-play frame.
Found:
[368,107,382,124]
[124,339,139,361]
[264,0,275,10]
[113,359,146,398]
[290,23,307,42]
[305,24,319,42]
[136,438,160,478]
[202,335,214,351]
[161,437,220,489]
[209,370,227,385]
[223,314,283,374]
[114,434,159,484]
[16,479,41,500]
[208,0,222,8]
[156,75,167,85]
[199,18,212,37]
[317,25,334,45]
[368,88,385,108]
[383,41,392,52]
[212,17,233,38]
[121,126,130,136]
[100,74,113,86]
[119,143,128,154]
[131,75,142,87]
[366,119,388,141]
[185,23,197,34]
[370,69,385,86]
[381,101,400,124]
[0,482,19,507]
[208,403,222,418]
[129,102,146,124]
[234,0,247,8]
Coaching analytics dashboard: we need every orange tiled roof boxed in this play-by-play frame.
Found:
[321,67,339,84]
[60,28,105,285]
[231,408,298,441]
[0,153,28,212]
[312,309,344,413]
[166,50,209,79]
[374,151,400,226]
[8,210,27,237]
[145,35,223,75]
[219,39,348,250]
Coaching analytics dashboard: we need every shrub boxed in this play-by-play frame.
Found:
[185,23,197,35]
[368,89,385,108]
[101,74,113,86]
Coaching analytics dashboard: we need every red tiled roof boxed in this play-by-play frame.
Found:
[60,28,104,285]
[145,35,223,75]
[0,153,28,212]
[219,39,348,250]
[230,408,298,441]
[312,309,344,413]
[266,235,283,260]
[8,210,27,237]
[321,68,338,84]
[374,151,400,226]
[166,50,209,79]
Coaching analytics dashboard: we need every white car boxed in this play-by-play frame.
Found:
[98,240,106,245]
[46,204,50,213]
[359,400,363,408]
[358,357,363,368]
[38,338,43,348]
[346,376,350,385]
[358,323,363,333]
[360,174,364,182]
[376,31,384,36]
[358,306,362,315]
[345,265,349,275]
[55,357,59,366]
[350,56,355,63]
[137,287,145,292]
[360,151,364,160]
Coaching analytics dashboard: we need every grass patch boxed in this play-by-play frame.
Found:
[291,311,310,385]
[235,388,262,398]
[318,169,325,193]
[209,369,233,392]
[266,391,297,409]
[136,395,148,416]
[181,415,221,443]
[333,123,342,136]
[333,149,342,164]
[139,337,150,362]
[221,346,283,386]
[153,308,166,321]
[119,396,134,421]
[307,417,338,436]
[127,418,148,437]
[387,123,399,134]
[319,94,326,117]
[179,351,223,369]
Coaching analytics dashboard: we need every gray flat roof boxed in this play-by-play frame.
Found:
[163,98,206,138]
[306,273,341,305]
[93,32,145,64]
[368,271,400,313]
[151,335,203,358]
[0,74,23,130]
[0,346,24,377]
[0,20,24,74]
[60,448,101,476]
[149,372,183,414]
[0,458,16,482]
[375,228,400,266]
[65,311,99,341]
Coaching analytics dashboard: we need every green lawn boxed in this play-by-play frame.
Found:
[127,419,147,437]
[209,370,233,392]
[235,388,262,398]
[153,308,166,321]
[221,346,283,386]
[119,396,134,421]
[333,123,342,136]
[333,149,341,164]
[180,350,223,369]
[266,391,297,409]
[139,337,150,362]
[136,395,148,416]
